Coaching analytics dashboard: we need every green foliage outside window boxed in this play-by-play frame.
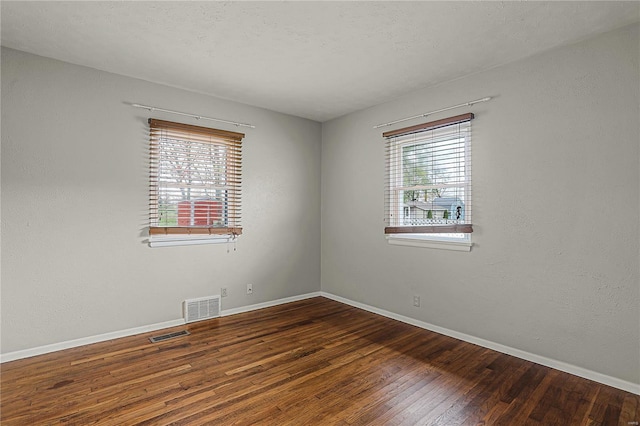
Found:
[158,203,178,226]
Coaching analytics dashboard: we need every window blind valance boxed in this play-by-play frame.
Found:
[149,119,245,142]
[382,113,473,138]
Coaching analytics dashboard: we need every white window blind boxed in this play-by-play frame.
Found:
[149,119,244,237]
[384,113,473,235]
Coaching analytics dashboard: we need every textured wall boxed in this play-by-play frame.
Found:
[1,48,321,353]
[321,24,640,384]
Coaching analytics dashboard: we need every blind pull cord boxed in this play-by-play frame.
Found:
[227,233,238,253]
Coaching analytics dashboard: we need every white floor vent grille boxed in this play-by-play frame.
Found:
[184,295,221,323]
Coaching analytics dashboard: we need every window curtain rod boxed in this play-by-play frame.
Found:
[373,97,491,129]
[131,103,255,129]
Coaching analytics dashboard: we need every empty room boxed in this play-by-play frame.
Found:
[1,1,639,424]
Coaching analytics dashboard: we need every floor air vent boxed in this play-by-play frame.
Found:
[184,295,221,323]
[149,330,190,343]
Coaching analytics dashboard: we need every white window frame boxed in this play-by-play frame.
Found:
[147,119,243,248]
[384,117,473,251]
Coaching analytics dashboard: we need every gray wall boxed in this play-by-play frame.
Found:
[1,48,322,353]
[2,24,639,387]
[321,24,639,384]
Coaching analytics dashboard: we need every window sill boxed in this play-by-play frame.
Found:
[386,235,473,251]
[148,235,236,248]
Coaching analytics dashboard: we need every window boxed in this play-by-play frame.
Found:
[384,113,473,249]
[148,119,244,245]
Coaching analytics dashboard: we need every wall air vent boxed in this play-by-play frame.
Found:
[184,295,221,323]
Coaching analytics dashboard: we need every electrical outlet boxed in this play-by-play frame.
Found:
[413,295,420,307]
[221,287,228,297]
[246,283,253,295]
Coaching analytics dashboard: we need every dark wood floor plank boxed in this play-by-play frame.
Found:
[1,297,638,425]
[432,354,527,425]
[621,395,640,426]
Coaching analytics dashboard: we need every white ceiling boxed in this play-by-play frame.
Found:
[2,1,639,122]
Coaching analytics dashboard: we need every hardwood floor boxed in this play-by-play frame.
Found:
[1,297,638,425]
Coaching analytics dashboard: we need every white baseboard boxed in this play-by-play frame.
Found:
[0,291,322,364]
[320,292,640,396]
[221,292,322,316]
[0,318,186,363]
